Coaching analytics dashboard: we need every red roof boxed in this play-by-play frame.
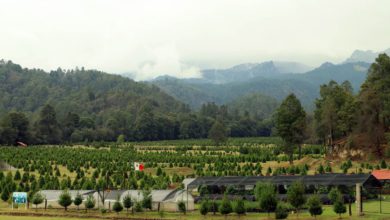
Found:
[372,170,390,180]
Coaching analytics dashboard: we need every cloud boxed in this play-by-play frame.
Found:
[135,43,201,80]
[0,0,389,80]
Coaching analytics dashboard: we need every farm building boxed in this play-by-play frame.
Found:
[186,174,382,216]
[94,189,194,211]
[37,190,95,209]
[35,189,194,212]
[372,170,390,183]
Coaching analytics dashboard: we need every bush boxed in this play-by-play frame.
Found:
[142,190,152,210]
[328,187,342,204]
[84,195,95,212]
[275,202,289,219]
[134,202,143,212]
[178,200,186,215]
[287,181,306,216]
[31,192,44,210]
[307,195,323,218]
[122,194,133,214]
[209,200,218,215]
[219,194,232,216]
[234,199,246,216]
[58,190,72,211]
[200,199,209,216]
[113,198,123,214]
[255,182,277,217]
[333,200,346,219]
[73,193,83,210]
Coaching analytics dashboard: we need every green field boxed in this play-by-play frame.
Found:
[0,201,390,220]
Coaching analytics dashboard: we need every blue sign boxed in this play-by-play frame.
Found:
[12,192,27,204]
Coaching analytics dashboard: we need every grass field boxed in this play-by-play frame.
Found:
[0,201,390,220]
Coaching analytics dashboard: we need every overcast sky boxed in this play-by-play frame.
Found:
[0,0,390,80]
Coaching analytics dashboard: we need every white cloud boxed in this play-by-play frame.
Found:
[0,0,389,79]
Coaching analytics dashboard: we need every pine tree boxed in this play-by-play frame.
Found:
[73,193,83,210]
[84,195,95,212]
[234,199,246,217]
[113,197,124,215]
[178,200,186,215]
[208,120,227,145]
[122,194,133,214]
[255,182,277,218]
[219,194,232,218]
[287,181,306,218]
[274,94,306,163]
[58,190,72,211]
[31,192,44,210]
[333,200,346,219]
[275,202,289,219]
[200,199,209,216]
[307,195,323,218]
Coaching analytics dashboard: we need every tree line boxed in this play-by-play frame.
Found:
[274,53,390,161]
[0,101,272,145]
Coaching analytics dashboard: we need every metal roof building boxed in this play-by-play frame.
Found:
[186,174,381,190]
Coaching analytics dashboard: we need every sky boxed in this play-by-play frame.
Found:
[0,0,390,80]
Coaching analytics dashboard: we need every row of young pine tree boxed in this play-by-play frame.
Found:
[10,181,350,218]
[199,182,347,219]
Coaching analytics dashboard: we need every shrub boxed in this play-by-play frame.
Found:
[234,199,246,216]
[275,202,289,219]
[255,182,277,217]
[73,193,83,210]
[178,200,186,215]
[122,194,133,214]
[287,181,306,218]
[328,187,342,204]
[134,202,143,212]
[209,200,218,215]
[84,195,95,212]
[141,190,152,210]
[113,198,123,215]
[307,195,323,218]
[58,190,72,211]
[219,194,232,216]
[31,192,44,210]
[333,200,346,219]
[200,199,209,216]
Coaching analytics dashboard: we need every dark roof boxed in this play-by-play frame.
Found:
[187,174,381,189]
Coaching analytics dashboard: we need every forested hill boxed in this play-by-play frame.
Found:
[0,60,188,117]
[0,60,194,143]
[151,62,370,110]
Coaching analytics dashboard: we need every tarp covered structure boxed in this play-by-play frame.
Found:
[187,174,381,190]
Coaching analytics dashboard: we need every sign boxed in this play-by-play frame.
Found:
[12,192,27,204]
[134,162,144,171]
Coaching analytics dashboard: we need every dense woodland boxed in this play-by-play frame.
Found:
[0,60,273,145]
